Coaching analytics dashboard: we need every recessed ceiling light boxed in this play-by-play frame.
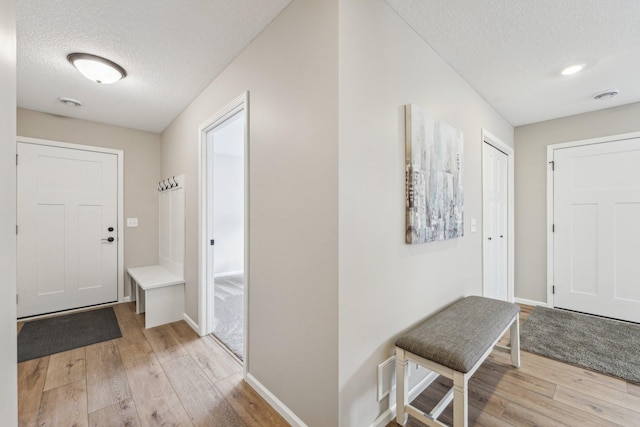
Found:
[67,53,127,84]
[59,97,82,107]
[561,64,585,76]
[593,90,619,100]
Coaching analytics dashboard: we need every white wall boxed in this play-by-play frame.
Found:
[338,0,513,424]
[17,109,162,298]
[160,0,339,425]
[514,102,640,303]
[0,0,17,423]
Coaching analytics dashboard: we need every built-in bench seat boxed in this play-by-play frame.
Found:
[395,296,520,427]
[128,265,185,329]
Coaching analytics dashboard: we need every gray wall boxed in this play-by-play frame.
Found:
[17,109,162,298]
[515,102,640,303]
[0,0,17,422]
[160,0,339,424]
[338,0,514,424]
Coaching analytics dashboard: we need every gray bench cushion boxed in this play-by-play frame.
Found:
[395,296,519,373]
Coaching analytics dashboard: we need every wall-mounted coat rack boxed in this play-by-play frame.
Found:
[158,176,179,192]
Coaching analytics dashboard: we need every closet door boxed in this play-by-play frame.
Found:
[483,143,508,301]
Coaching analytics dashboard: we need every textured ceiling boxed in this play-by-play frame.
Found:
[17,0,291,133]
[385,0,640,126]
[18,1,640,132]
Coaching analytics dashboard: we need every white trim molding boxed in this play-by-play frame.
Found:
[481,129,515,303]
[246,373,307,427]
[514,297,548,308]
[183,313,201,335]
[197,92,250,377]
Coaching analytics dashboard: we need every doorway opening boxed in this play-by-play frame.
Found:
[199,93,248,367]
[481,129,514,302]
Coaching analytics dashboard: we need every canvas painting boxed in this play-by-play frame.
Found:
[405,104,464,244]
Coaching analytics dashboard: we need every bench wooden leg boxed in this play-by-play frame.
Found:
[453,371,468,427]
[395,347,409,426]
[510,313,521,368]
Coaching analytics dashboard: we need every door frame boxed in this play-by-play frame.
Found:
[481,129,514,302]
[198,92,249,373]
[16,136,125,310]
[546,130,640,308]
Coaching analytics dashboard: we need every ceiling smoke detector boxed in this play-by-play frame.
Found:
[59,97,82,107]
[593,90,619,100]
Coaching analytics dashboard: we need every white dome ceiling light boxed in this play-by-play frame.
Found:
[67,53,127,84]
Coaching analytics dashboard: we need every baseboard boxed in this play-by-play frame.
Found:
[214,270,243,278]
[515,297,547,307]
[183,313,203,336]
[122,296,131,303]
[246,373,307,427]
[369,371,439,427]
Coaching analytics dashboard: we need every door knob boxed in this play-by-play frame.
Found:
[101,237,115,243]
[488,237,492,240]
[108,227,114,232]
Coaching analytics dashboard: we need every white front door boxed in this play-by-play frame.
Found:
[553,137,640,322]
[483,142,508,301]
[17,142,119,317]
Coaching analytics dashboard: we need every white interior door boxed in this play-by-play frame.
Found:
[553,137,640,322]
[17,142,119,317]
[483,143,508,301]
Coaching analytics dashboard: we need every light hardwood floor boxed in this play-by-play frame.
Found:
[388,305,640,427]
[17,302,288,427]
[19,304,640,426]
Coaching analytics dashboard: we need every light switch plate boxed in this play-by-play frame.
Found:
[470,218,477,233]
[127,218,138,227]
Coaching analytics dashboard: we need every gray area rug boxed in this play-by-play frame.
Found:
[521,306,640,384]
[18,307,121,362]
[212,273,244,360]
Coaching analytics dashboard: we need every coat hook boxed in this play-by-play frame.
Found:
[163,179,168,191]
[171,176,178,188]
[158,181,162,192]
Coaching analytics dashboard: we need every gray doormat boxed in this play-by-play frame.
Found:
[18,307,122,362]
[521,306,640,384]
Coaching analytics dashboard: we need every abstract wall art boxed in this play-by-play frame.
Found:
[405,104,464,244]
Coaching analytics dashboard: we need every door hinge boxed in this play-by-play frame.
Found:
[16,154,18,165]
[16,294,18,304]
[16,225,18,235]
[210,239,215,246]
[552,285,555,294]
[549,160,554,171]
[552,224,555,232]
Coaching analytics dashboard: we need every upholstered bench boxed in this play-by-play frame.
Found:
[395,296,520,427]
